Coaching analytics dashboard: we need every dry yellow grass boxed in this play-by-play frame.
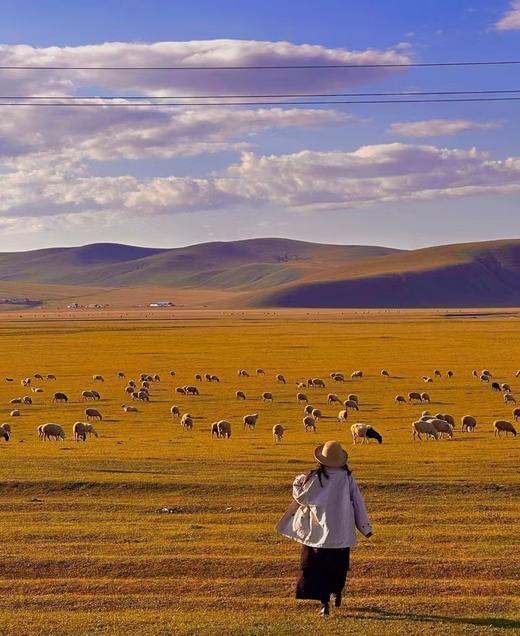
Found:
[0,313,518,635]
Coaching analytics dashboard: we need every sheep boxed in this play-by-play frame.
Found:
[0,424,10,441]
[170,405,180,417]
[347,394,359,403]
[422,376,433,383]
[73,421,98,441]
[204,373,212,381]
[52,392,68,403]
[493,420,517,438]
[217,420,231,439]
[4,378,13,382]
[128,380,136,387]
[236,390,247,401]
[82,390,97,401]
[153,374,161,382]
[185,386,200,396]
[304,405,314,415]
[22,396,32,405]
[504,393,516,405]
[430,419,454,439]
[311,408,322,420]
[10,410,20,417]
[21,377,31,387]
[210,375,220,383]
[296,392,308,404]
[117,371,126,379]
[332,373,345,382]
[256,368,265,375]
[47,374,56,381]
[10,398,22,404]
[181,414,193,431]
[380,369,390,377]
[211,422,220,437]
[32,387,44,393]
[85,408,102,421]
[395,395,406,405]
[243,413,259,430]
[337,409,349,422]
[351,371,363,380]
[501,383,511,392]
[272,424,284,442]
[261,392,274,403]
[482,369,492,377]
[461,415,477,432]
[125,386,135,395]
[303,416,317,432]
[422,410,432,417]
[169,370,176,377]
[122,404,138,413]
[447,371,454,379]
[480,373,490,382]
[276,373,287,384]
[238,370,250,377]
[351,423,383,445]
[296,382,307,388]
[420,392,431,404]
[136,391,150,402]
[438,413,455,427]
[175,387,187,395]
[408,392,422,403]
[141,381,151,389]
[472,370,478,378]
[513,407,520,422]
[39,423,65,441]
[491,382,501,392]
[516,370,520,378]
[327,393,342,405]
[93,374,104,382]
[344,399,359,411]
[310,378,325,388]
[91,390,101,400]
[412,420,440,441]
[434,369,442,378]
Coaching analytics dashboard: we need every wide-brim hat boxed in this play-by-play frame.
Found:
[314,440,348,468]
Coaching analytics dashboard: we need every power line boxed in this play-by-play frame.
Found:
[0,96,518,106]
[2,89,519,100]
[0,60,519,71]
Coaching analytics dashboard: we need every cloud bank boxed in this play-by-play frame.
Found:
[495,1,520,30]
[388,119,500,138]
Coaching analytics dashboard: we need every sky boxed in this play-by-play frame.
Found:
[0,0,519,251]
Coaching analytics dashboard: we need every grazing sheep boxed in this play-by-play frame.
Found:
[430,419,454,439]
[311,378,326,388]
[480,374,490,382]
[117,371,126,379]
[181,414,193,431]
[327,393,342,405]
[34,373,44,381]
[175,387,187,395]
[169,370,176,377]
[481,369,492,378]
[272,424,284,442]
[32,387,44,393]
[238,370,250,377]
[472,370,478,378]
[347,394,359,403]
[210,375,220,383]
[351,423,383,445]
[434,369,442,378]
[412,420,440,441]
[380,369,390,377]
[516,370,520,378]
[211,422,220,437]
[141,381,151,389]
[243,413,259,430]
[439,414,455,427]
[461,415,477,432]
[344,399,359,411]
[236,390,247,401]
[304,405,314,415]
[422,376,433,383]
[501,383,511,392]
[296,382,307,388]
[261,392,274,403]
[85,408,102,421]
[185,386,200,396]
[420,392,431,404]
[73,421,98,441]
[5,378,13,382]
[47,374,56,381]
[82,390,97,401]
[408,392,422,403]
[128,380,136,387]
[122,404,138,413]
[91,390,100,400]
[21,378,31,387]
[504,393,516,405]
[491,382,501,392]
[136,391,149,402]
[170,405,180,417]
[303,416,317,432]
[217,420,231,439]
[52,392,68,403]
[256,368,265,375]
[39,423,65,441]
[296,392,308,404]
[22,396,32,405]
[493,420,517,438]
[125,386,135,395]
[513,407,520,422]
[447,371,454,379]
[311,408,322,421]
[332,373,345,382]
[422,410,431,417]
[0,424,10,441]
[10,398,22,405]
[276,373,287,384]
[10,410,20,417]
[93,374,104,382]
[204,373,212,382]
[337,409,349,422]
[351,371,363,380]
[153,374,161,382]
[395,395,406,405]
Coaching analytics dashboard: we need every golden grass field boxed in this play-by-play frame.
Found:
[0,312,518,635]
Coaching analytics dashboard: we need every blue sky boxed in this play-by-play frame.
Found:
[0,0,518,250]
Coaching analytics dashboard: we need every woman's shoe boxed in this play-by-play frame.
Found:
[334,593,342,608]
[319,603,330,617]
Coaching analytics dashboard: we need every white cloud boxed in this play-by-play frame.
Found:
[2,144,519,226]
[388,119,501,138]
[495,1,520,29]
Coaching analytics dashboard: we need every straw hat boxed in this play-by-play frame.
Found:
[314,440,348,468]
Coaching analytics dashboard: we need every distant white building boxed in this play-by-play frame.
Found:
[149,300,175,308]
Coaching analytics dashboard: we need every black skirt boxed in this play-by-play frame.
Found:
[296,544,350,602]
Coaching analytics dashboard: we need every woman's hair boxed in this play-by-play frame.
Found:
[305,462,351,486]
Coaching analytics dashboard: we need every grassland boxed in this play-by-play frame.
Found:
[0,313,518,635]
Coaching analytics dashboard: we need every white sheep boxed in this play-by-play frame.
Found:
[0,423,10,441]
[493,420,517,438]
[39,423,65,441]
[170,405,180,417]
[303,416,316,432]
[122,404,138,413]
[85,408,102,421]
[351,371,363,380]
[73,421,98,441]
[412,420,440,441]
[93,374,104,382]
[276,373,287,384]
[337,409,349,422]
[272,424,284,442]
[296,392,308,404]
[10,409,20,417]
[311,408,322,420]
[344,399,359,411]
[351,423,383,444]
[513,407,520,422]
[504,393,516,405]
[420,392,431,404]
[408,392,422,403]
[430,418,454,439]
[243,413,259,430]
[261,392,273,403]
[327,393,342,405]
[181,414,193,431]
[395,395,406,405]
[217,420,231,438]
[380,369,390,377]
[236,390,247,401]
[461,415,477,432]
[304,405,314,415]
[347,394,359,403]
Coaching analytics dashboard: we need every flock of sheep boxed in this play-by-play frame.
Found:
[1,365,518,446]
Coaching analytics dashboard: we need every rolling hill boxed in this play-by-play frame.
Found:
[1,238,520,308]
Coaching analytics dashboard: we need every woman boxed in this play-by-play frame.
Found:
[276,440,372,617]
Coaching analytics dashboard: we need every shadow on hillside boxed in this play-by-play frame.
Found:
[346,606,519,630]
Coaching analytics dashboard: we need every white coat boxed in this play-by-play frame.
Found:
[276,468,372,548]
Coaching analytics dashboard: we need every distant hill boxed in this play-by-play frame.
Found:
[255,239,520,308]
[2,238,520,308]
